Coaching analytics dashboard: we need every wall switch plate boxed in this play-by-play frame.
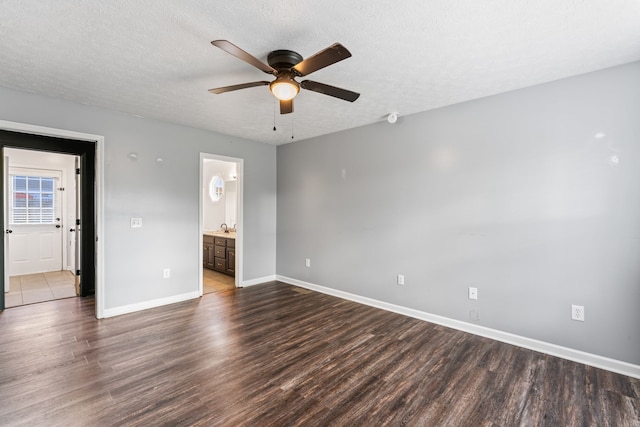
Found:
[163,268,170,279]
[571,304,585,321]
[469,287,478,300]
[305,258,311,268]
[131,217,142,228]
[397,274,405,286]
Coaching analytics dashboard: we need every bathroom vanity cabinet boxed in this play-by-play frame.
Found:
[203,233,235,276]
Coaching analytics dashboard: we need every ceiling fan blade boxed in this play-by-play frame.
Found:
[208,81,270,94]
[211,40,276,75]
[293,43,352,76]
[280,99,293,114]
[300,80,360,102]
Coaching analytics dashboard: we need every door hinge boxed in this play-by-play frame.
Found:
[76,219,81,226]
[58,187,65,191]
[76,168,81,175]
[76,269,81,276]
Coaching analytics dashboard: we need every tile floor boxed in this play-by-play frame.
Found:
[5,269,233,308]
[203,268,235,294]
[5,270,77,308]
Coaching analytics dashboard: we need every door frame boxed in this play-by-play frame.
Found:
[0,121,105,318]
[199,153,244,293]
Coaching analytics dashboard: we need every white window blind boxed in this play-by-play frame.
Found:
[10,175,56,224]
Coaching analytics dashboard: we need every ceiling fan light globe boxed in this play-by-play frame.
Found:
[270,80,299,101]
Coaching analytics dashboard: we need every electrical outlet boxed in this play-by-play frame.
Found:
[571,304,584,321]
[130,217,142,228]
[397,274,405,286]
[305,258,311,268]
[468,287,478,300]
[163,268,171,279]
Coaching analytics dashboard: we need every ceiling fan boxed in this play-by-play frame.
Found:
[208,40,360,114]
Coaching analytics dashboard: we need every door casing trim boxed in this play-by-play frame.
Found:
[199,153,244,293]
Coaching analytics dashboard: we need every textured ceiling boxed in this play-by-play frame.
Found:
[1,1,640,145]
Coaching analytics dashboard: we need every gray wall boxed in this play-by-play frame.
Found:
[0,86,277,310]
[277,61,640,365]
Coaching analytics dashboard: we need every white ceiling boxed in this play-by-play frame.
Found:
[1,1,639,145]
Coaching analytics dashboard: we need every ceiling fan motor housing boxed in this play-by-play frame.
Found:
[267,50,303,101]
[267,50,304,71]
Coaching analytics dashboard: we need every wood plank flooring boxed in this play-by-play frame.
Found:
[0,281,638,426]
[203,268,235,294]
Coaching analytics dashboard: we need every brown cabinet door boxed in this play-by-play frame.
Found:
[227,248,235,274]
[203,244,207,267]
[207,245,216,268]
[203,236,216,269]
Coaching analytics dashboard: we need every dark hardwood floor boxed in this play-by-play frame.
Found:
[0,281,638,426]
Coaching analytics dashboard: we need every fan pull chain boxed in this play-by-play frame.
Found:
[291,116,294,140]
[273,100,277,131]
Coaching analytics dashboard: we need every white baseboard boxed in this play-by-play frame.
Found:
[100,273,277,317]
[102,291,200,318]
[276,275,640,380]
[241,275,277,287]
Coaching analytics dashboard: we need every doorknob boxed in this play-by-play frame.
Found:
[55,225,61,228]
[70,228,75,232]
[5,229,12,234]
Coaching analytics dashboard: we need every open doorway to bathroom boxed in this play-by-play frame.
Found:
[200,154,243,295]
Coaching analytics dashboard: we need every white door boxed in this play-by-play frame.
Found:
[7,168,63,276]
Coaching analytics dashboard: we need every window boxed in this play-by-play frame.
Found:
[10,175,56,224]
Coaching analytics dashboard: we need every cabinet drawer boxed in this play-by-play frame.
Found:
[214,258,226,271]
[214,237,227,246]
[203,235,214,244]
[227,238,235,248]
[214,245,226,258]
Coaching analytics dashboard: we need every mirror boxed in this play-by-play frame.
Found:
[209,176,224,202]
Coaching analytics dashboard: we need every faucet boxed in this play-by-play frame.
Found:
[220,223,229,233]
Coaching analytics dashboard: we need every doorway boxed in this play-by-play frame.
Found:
[200,153,243,294]
[4,149,78,307]
[0,126,103,316]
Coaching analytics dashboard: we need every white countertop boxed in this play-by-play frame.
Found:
[204,230,236,239]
